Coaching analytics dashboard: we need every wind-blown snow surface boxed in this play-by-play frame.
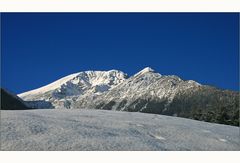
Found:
[1,109,239,151]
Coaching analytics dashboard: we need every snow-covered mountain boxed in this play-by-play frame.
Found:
[19,70,127,108]
[18,67,239,126]
[73,67,201,110]
[18,67,199,109]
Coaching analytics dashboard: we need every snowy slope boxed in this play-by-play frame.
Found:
[1,109,239,151]
[18,72,81,99]
[19,70,127,108]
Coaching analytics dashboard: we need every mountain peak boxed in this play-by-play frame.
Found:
[134,67,155,76]
[141,67,155,72]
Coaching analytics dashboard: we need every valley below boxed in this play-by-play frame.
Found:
[1,109,239,151]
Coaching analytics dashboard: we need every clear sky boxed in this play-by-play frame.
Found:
[1,13,239,94]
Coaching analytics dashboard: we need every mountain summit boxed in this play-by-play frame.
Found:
[136,67,155,74]
[18,68,239,126]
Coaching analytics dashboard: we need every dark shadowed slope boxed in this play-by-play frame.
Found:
[1,88,30,110]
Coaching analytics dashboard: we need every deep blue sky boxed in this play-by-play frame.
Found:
[1,13,239,94]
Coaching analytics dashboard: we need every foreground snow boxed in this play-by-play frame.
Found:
[1,109,239,150]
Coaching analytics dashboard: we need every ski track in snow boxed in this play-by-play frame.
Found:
[1,109,239,151]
